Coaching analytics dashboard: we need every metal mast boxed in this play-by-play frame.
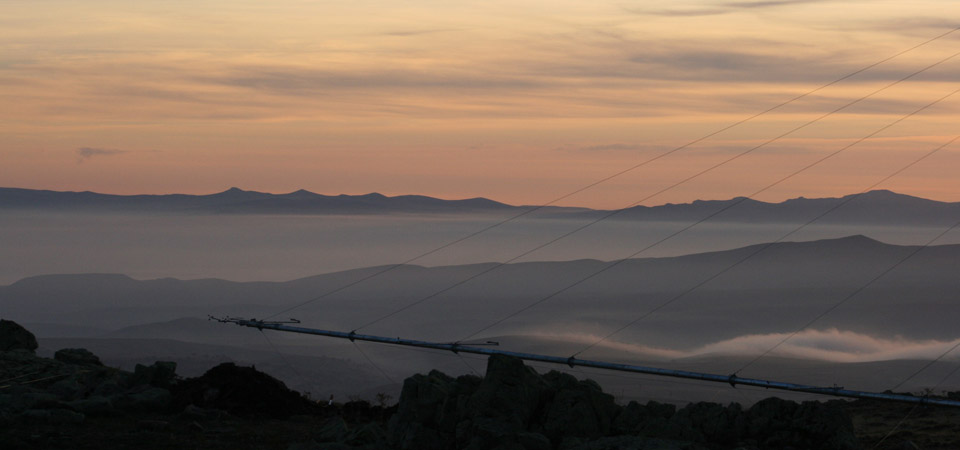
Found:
[211,317,960,408]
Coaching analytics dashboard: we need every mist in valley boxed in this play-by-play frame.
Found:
[3,203,960,404]
[2,210,956,284]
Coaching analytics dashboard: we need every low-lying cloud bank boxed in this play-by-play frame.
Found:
[533,328,960,363]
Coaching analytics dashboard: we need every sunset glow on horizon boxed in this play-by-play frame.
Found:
[2,0,959,208]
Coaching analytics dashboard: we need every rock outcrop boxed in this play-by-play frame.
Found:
[0,320,320,427]
[0,319,38,352]
[0,320,180,425]
[385,354,860,450]
[54,348,104,366]
[0,320,866,450]
[174,362,319,419]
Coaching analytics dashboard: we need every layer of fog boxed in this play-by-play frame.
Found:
[532,329,960,364]
[3,211,958,284]
[8,210,960,405]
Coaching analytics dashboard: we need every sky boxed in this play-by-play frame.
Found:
[2,0,959,208]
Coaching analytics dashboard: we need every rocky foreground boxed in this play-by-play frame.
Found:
[2,319,959,450]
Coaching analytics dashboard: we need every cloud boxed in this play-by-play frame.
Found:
[638,0,826,17]
[627,48,837,83]
[5,1,956,131]
[865,17,960,37]
[724,0,825,9]
[637,7,729,17]
[197,66,540,96]
[532,328,960,363]
[557,143,673,153]
[578,143,647,152]
[76,147,126,162]
[379,29,458,37]
[200,65,537,93]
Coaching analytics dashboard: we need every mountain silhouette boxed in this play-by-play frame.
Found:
[1,187,956,224]
[4,236,959,347]
[0,187,517,214]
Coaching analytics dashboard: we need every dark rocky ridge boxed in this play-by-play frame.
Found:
[382,354,859,450]
[3,320,958,449]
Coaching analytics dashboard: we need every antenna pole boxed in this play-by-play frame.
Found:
[210,317,960,408]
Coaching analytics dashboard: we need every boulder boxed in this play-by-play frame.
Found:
[393,422,446,450]
[666,401,745,445]
[173,362,317,418]
[516,431,552,450]
[115,386,173,412]
[47,377,89,401]
[390,355,622,450]
[745,398,859,450]
[562,435,709,450]
[128,361,177,388]
[458,354,552,450]
[53,348,103,366]
[345,422,387,446]
[180,404,231,422]
[67,395,116,416]
[315,417,350,443]
[467,354,548,430]
[92,380,126,397]
[0,392,61,414]
[613,401,676,436]
[389,370,480,449]
[342,399,382,423]
[17,408,85,425]
[0,320,38,353]
[392,370,459,429]
[538,371,621,441]
[465,416,523,449]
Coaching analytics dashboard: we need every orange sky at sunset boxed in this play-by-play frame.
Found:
[2,0,958,208]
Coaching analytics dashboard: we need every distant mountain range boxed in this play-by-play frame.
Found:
[11,236,960,401]
[605,190,960,225]
[5,236,959,346]
[1,187,958,225]
[0,187,519,214]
